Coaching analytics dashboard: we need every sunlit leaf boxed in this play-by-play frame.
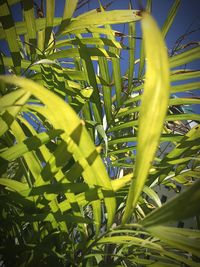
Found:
[141,179,200,227]
[122,11,170,224]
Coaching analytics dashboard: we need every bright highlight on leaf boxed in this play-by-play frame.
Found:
[0,1,200,266]
[0,75,116,234]
[122,11,170,224]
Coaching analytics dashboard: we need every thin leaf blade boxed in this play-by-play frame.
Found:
[122,12,170,223]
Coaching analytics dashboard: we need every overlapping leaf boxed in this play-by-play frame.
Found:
[122,11,170,223]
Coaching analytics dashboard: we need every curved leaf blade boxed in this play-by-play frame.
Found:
[122,12,170,224]
[141,179,200,227]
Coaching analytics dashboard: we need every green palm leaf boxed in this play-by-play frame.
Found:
[122,11,170,224]
[0,1,200,265]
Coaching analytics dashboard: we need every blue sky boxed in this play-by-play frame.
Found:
[74,0,200,44]
[2,0,200,113]
[75,0,200,113]
[8,0,200,58]
[5,0,200,70]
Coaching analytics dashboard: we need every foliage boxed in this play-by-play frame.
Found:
[0,0,200,266]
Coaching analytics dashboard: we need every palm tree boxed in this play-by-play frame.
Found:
[0,0,200,266]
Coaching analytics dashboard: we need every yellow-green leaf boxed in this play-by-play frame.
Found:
[122,11,170,224]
